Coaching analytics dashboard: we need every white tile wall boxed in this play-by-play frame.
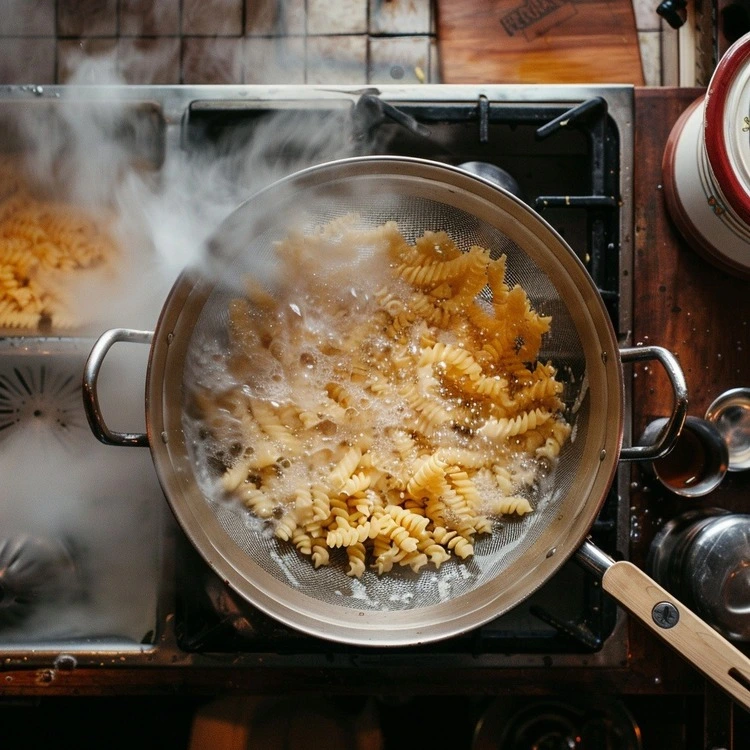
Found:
[0,0,695,87]
[369,36,431,84]
[632,0,664,85]
[638,30,664,86]
[307,0,368,35]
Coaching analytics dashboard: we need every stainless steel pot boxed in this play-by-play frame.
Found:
[649,509,750,642]
[81,157,750,709]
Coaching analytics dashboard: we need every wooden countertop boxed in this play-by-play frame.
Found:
[633,88,750,433]
[631,86,750,523]
[628,86,750,703]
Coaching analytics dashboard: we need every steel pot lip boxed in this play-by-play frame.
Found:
[705,387,750,471]
[145,155,625,646]
[638,415,728,498]
[647,508,750,642]
[685,513,750,642]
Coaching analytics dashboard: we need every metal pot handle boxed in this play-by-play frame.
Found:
[82,328,153,448]
[619,345,688,462]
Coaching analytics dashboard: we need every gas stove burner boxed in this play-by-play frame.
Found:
[473,697,642,750]
[0,535,80,628]
[458,161,524,200]
[0,361,85,445]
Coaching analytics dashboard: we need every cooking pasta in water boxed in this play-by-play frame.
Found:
[189,216,571,578]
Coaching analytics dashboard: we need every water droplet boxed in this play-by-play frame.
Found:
[54,654,77,671]
[630,515,642,543]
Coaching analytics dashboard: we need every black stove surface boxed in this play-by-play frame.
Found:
[173,92,628,660]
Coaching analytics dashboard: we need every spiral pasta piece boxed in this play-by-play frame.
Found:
[479,408,553,441]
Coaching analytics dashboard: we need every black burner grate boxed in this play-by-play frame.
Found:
[177,94,625,657]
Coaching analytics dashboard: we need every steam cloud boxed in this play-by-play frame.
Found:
[1,56,361,647]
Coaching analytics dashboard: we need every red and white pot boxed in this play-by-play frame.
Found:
[663,32,750,278]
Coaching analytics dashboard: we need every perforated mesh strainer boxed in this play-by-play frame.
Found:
[131,157,627,645]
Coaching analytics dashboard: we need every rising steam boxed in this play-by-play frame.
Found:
[0,56,361,647]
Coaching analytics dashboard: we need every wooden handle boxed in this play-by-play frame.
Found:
[602,560,750,711]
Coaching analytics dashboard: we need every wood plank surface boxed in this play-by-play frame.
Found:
[629,86,750,692]
[631,87,750,560]
[436,0,644,84]
[632,88,750,457]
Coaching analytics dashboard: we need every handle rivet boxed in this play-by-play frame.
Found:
[652,601,679,628]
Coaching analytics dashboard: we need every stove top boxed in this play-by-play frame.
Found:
[0,83,634,669]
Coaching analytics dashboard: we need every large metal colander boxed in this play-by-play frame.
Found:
[143,156,623,645]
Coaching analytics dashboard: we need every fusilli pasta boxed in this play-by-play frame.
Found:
[189,216,572,578]
[0,159,118,330]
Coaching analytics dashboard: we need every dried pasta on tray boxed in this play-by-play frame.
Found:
[0,159,118,331]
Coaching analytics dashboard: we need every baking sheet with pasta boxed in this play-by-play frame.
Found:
[0,157,118,332]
